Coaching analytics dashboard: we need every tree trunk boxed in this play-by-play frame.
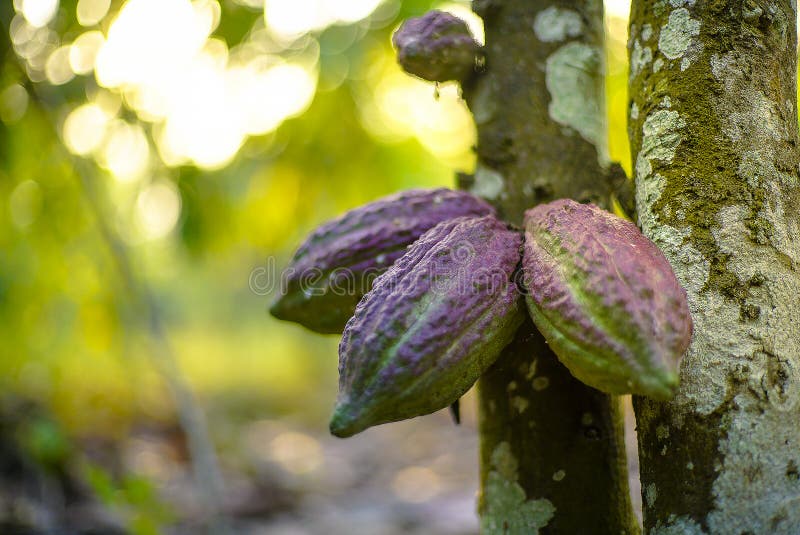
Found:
[463,1,638,532]
[628,1,800,532]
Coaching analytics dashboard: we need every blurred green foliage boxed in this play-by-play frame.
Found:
[85,462,174,534]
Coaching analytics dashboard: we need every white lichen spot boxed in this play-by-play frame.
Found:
[532,376,550,391]
[630,102,639,121]
[481,442,555,534]
[680,56,691,71]
[630,41,653,81]
[635,109,685,183]
[645,483,658,508]
[512,396,529,414]
[635,175,710,316]
[653,57,665,72]
[471,165,505,200]
[658,8,700,60]
[710,52,735,83]
[641,24,653,41]
[552,470,566,482]
[661,96,672,108]
[472,79,496,125]
[545,42,605,155]
[533,6,583,43]
[686,461,694,470]
[656,424,670,440]
[661,445,668,456]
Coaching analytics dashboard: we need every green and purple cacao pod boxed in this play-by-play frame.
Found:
[270,188,495,334]
[522,199,692,400]
[330,215,524,437]
[392,10,480,83]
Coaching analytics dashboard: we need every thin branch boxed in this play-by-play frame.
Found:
[25,83,228,534]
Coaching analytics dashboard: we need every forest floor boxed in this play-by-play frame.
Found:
[0,393,641,534]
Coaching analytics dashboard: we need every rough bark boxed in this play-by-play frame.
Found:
[627,1,800,532]
[462,1,638,532]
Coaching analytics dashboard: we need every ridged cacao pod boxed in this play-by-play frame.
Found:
[270,188,495,334]
[330,215,524,437]
[522,199,692,400]
[392,10,480,83]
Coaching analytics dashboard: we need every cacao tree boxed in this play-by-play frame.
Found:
[273,0,800,533]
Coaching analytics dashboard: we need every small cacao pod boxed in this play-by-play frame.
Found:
[522,199,692,400]
[270,188,495,334]
[330,215,524,437]
[392,10,480,83]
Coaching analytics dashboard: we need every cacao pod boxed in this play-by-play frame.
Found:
[522,199,692,400]
[330,215,524,437]
[270,188,495,334]
[392,10,480,83]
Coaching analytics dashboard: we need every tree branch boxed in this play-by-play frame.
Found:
[24,84,228,534]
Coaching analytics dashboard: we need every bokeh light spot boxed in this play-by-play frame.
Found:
[136,179,182,240]
[0,84,30,124]
[76,0,111,26]
[392,466,442,503]
[62,103,110,155]
[94,0,318,169]
[17,0,59,28]
[44,45,75,85]
[435,2,484,45]
[605,0,630,18]
[99,120,150,181]
[264,0,384,40]
[69,31,105,74]
[268,431,323,474]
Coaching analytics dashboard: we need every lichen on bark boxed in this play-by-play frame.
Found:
[628,0,800,532]
[480,442,556,534]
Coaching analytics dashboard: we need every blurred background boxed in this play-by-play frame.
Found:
[0,0,633,533]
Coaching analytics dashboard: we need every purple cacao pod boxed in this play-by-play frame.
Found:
[330,215,524,437]
[270,188,495,334]
[392,10,480,83]
[522,199,692,400]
